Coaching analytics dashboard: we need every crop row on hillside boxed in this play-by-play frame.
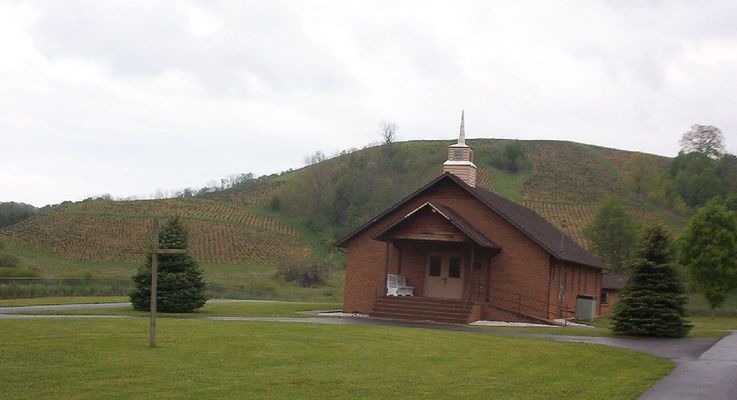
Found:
[204,181,284,207]
[475,167,494,191]
[521,201,663,249]
[522,142,628,202]
[65,198,298,236]
[2,213,310,265]
[593,146,671,176]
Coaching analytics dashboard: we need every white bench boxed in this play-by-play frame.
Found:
[387,274,414,296]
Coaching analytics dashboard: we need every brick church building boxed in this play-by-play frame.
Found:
[336,113,605,323]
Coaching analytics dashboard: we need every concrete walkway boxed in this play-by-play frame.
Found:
[1,302,734,399]
[640,331,737,400]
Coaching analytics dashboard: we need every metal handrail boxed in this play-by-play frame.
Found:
[469,281,576,319]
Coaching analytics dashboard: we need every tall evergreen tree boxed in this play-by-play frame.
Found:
[584,198,638,272]
[679,202,737,309]
[130,217,208,313]
[611,225,692,337]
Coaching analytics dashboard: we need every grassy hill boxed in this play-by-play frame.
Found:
[1,139,688,280]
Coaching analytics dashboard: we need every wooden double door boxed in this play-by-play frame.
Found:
[424,254,464,299]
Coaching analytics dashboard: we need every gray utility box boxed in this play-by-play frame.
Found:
[575,295,597,321]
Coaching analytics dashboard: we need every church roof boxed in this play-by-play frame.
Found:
[335,173,605,270]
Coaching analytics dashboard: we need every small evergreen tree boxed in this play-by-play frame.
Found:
[502,141,526,172]
[130,217,208,312]
[611,225,692,337]
[679,202,737,309]
[584,198,638,272]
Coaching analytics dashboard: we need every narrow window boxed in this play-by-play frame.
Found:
[448,257,462,278]
[429,256,442,277]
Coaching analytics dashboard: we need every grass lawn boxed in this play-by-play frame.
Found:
[675,316,737,332]
[0,296,128,307]
[0,237,136,278]
[480,316,736,338]
[0,318,672,400]
[22,300,341,318]
[687,291,737,316]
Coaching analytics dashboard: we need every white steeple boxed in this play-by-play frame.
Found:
[443,110,477,187]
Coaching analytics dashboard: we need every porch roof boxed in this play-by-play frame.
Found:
[373,202,501,249]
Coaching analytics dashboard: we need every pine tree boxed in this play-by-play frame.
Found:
[130,217,208,313]
[611,225,692,337]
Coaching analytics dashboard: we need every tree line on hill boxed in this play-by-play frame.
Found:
[624,125,737,212]
[587,125,737,313]
[274,142,441,246]
[0,202,37,228]
[273,127,529,247]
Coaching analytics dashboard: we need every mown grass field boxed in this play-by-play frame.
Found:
[0,318,673,400]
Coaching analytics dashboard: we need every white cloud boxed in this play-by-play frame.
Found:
[1,0,736,206]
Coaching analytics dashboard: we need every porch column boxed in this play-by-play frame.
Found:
[383,242,390,296]
[468,244,475,302]
[398,244,403,275]
[486,255,492,302]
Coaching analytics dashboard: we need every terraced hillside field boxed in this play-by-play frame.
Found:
[2,139,686,268]
[520,201,669,248]
[2,199,309,264]
[203,181,285,208]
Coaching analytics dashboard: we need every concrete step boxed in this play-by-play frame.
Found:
[373,299,471,311]
[378,296,467,306]
[369,311,468,324]
[370,296,473,324]
[371,306,470,319]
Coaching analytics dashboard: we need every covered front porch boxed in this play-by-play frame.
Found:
[368,202,501,322]
[378,239,499,301]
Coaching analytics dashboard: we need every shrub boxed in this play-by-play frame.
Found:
[0,254,19,268]
[276,257,334,287]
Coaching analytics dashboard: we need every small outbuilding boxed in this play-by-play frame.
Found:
[600,273,628,316]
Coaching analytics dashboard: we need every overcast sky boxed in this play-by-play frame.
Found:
[2,0,736,207]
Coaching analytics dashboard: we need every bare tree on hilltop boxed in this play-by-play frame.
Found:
[304,150,326,166]
[380,121,398,144]
[680,125,725,159]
